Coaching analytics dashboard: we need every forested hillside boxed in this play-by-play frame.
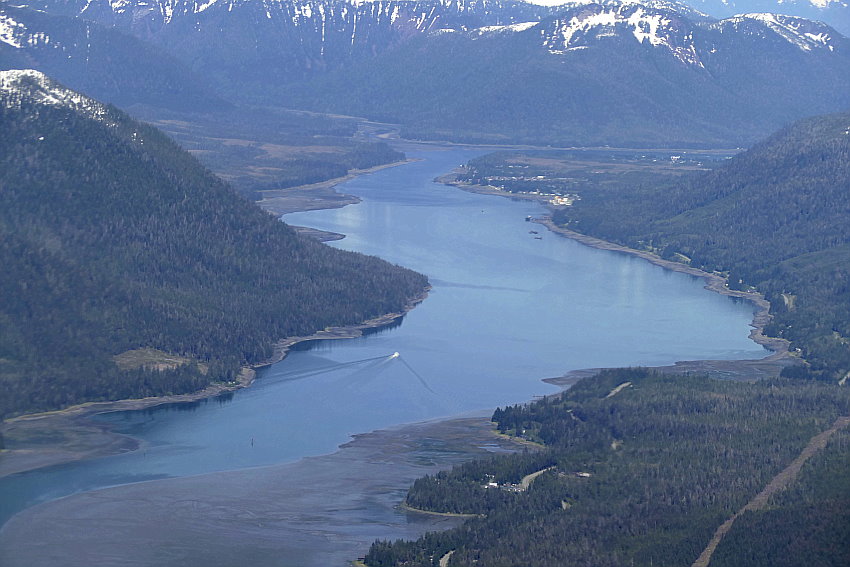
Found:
[0,3,409,200]
[365,369,850,566]
[552,112,850,382]
[0,71,427,418]
[710,422,850,566]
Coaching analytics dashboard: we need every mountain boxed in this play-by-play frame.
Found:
[0,2,226,110]
[14,0,850,146]
[279,5,850,145]
[0,70,428,417]
[680,0,850,36]
[552,110,850,380]
[10,0,545,91]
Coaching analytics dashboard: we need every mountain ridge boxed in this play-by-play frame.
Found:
[14,0,841,58]
[6,0,850,146]
[0,2,227,110]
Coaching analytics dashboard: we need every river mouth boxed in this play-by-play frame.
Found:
[0,144,767,564]
[0,416,525,567]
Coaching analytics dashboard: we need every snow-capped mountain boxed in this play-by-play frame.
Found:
[11,0,844,76]
[682,0,849,36]
[537,3,705,64]
[6,0,850,146]
[533,5,841,64]
[10,0,549,87]
[708,12,839,52]
[522,0,849,35]
[0,3,225,109]
[0,68,111,118]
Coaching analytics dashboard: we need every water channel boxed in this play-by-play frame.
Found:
[0,145,767,563]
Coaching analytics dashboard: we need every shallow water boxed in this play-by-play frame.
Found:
[0,145,765,529]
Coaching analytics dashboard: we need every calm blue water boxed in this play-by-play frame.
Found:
[0,146,765,526]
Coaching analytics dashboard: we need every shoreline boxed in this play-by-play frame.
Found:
[252,286,430,370]
[0,415,527,567]
[387,130,741,155]
[2,144,789,499]
[399,502,483,519]
[0,153,429,480]
[437,172,797,384]
[0,288,429,480]
[256,158,419,216]
[533,216,789,357]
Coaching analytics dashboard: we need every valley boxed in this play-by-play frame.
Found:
[2,0,850,565]
[129,105,408,200]
[0,141,768,565]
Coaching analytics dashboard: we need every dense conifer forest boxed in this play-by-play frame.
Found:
[710,429,850,566]
[0,81,427,418]
[364,369,850,566]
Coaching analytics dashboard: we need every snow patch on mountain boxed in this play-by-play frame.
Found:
[107,0,135,11]
[475,20,539,33]
[196,0,220,12]
[520,0,711,19]
[548,9,617,50]
[543,4,703,65]
[0,69,112,122]
[717,13,838,52]
[0,12,26,48]
[0,11,51,48]
[99,0,227,19]
[628,9,670,45]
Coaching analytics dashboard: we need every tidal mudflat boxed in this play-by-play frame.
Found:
[0,416,519,567]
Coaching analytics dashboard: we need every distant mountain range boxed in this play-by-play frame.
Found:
[682,0,849,35]
[3,0,850,145]
[273,3,850,145]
